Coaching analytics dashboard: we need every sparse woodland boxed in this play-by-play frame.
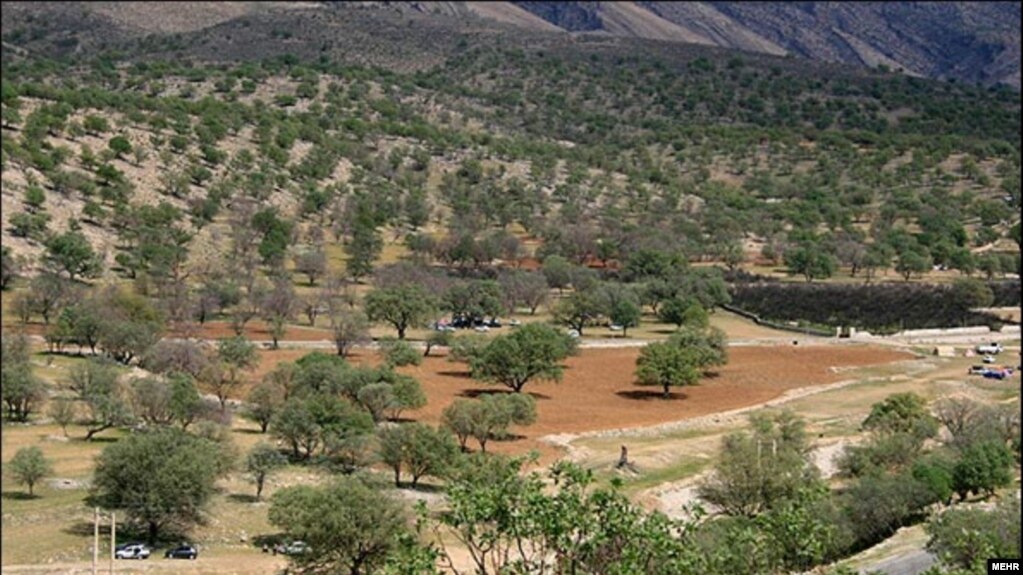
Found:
[1,13,1020,575]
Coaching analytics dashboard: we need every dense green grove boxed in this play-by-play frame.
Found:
[730,277,1021,333]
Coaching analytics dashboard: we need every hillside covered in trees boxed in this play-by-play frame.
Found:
[2,11,1020,288]
[1,6,1021,575]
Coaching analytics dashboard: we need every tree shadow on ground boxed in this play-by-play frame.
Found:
[615,390,688,401]
[457,388,551,400]
[396,482,446,494]
[436,370,473,379]
[1,491,38,501]
[227,493,259,504]
[64,521,111,537]
[79,436,120,443]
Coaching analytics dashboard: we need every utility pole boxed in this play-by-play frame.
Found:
[93,507,99,575]
[110,512,116,575]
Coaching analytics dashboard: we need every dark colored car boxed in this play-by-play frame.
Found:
[164,545,198,560]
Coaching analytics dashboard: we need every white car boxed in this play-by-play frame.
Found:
[976,343,1004,354]
[982,355,997,364]
[115,544,151,560]
[473,325,490,333]
[567,329,580,338]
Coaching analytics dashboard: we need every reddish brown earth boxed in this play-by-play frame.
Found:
[249,344,913,461]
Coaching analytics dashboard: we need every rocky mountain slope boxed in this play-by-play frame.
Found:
[2,2,1018,87]
[504,1,1022,88]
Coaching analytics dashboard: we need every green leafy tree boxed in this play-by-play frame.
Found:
[108,135,132,159]
[246,442,287,500]
[1,334,47,422]
[635,342,701,399]
[365,285,438,340]
[252,208,294,267]
[840,472,935,546]
[424,330,452,357]
[69,358,132,441]
[128,377,174,425]
[784,242,837,282]
[380,338,422,367]
[209,336,257,411]
[271,394,374,460]
[437,456,705,574]
[552,289,605,336]
[470,323,576,393]
[260,277,296,349]
[91,427,229,544]
[657,297,706,328]
[378,423,459,487]
[635,326,727,398]
[541,255,573,294]
[838,393,940,477]
[699,411,819,517]
[269,476,412,575]
[244,378,286,433]
[895,245,933,281]
[329,308,371,357]
[44,230,102,281]
[444,280,504,323]
[346,215,383,281]
[168,373,203,430]
[441,394,536,453]
[294,249,327,286]
[951,441,1014,500]
[83,115,110,135]
[48,396,77,436]
[7,446,53,496]
[925,496,1020,572]
[607,297,642,337]
[1,246,19,290]
[911,453,955,505]
[862,392,938,439]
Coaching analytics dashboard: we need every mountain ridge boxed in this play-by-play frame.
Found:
[2,2,1018,88]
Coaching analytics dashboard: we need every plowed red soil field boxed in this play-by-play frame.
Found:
[251,344,913,461]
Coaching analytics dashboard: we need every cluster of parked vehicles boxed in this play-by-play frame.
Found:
[113,543,198,560]
[432,316,521,332]
[967,342,1016,380]
[967,365,1014,379]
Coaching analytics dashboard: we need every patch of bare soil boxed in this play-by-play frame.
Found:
[250,344,911,463]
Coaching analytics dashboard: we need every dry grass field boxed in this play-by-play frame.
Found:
[2,307,1017,573]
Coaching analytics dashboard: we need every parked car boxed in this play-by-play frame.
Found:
[567,329,580,338]
[968,365,988,375]
[982,355,997,364]
[115,542,144,552]
[115,544,151,560]
[165,544,198,560]
[976,342,1004,354]
[473,325,491,333]
[276,541,310,556]
[982,370,1007,380]
[507,319,522,327]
